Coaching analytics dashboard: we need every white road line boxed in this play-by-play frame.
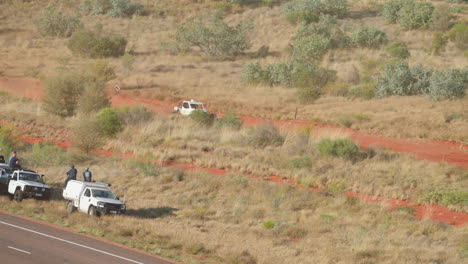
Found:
[8,246,31,254]
[0,221,143,264]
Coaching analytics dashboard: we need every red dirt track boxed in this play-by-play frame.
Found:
[0,77,467,226]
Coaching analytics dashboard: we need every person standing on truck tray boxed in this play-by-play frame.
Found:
[83,167,92,182]
[64,164,77,187]
[8,151,18,169]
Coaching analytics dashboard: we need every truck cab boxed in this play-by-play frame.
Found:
[8,169,52,201]
[0,163,13,193]
[174,99,207,116]
[63,180,125,216]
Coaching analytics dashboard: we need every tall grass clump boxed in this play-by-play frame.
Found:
[423,189,468,206]
[175,12,252,58]
[116,106,153,126]
[244,123,284,148]
[190,110,216,127]
[81,0,144,17]
[351,26,387,48]
[34,7,81,37]
[282,0,348,24]
[317,138,361,161]
[67,30,127,58]
[216,111,243,130]
[23,143,68,167]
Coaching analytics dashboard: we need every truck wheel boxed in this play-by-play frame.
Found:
[14,189,23,202]
[66,201,76,214]
[88,206,98,217]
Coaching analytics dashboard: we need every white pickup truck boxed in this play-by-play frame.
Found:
[63,180,126,216]
[7,169,52,201]
[174,99,208,116]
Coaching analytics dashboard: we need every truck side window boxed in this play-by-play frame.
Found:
[13,174,17,180]
[183,102,189,108]
[84,189,91,197]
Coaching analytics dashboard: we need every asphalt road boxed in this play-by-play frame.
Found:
[0,212,176,264]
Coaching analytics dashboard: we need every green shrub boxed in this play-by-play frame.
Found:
[262,220,276,229]
[116,106,153,126]
[70,115,104,154]
[430,33,448,55]
[216,111,243,130]
[0,126,19,157]
[43,73,85,117]
[351,26,387,48]
[34,7,81,37]
[245,123,284,148]
[67,30,127,58]
[82,0,144,17]
[397,1,434,30]
[430,4,452,32]
[382,0,405,23]
[426,68,467,100]
[298,85,322,103]
[23,143,68,167]
[96,107,122,137]
[375,62,432,97]
[292,34,331,61]
[444,112,463,123]
[175,12,252,58]
[423,190,468,206]
[288,156,312,168]
[282,0,348,24]
[241,61,269,85]
[317,138,361,161]
[447,23,468,51]
[385,41,410,59]
[294,15,351,49]
[190,109,216,127]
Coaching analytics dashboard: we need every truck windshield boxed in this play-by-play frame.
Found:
[190,104,203,109]
[19,173,42,183]
[92,189,117,199]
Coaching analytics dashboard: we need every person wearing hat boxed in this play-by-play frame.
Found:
[8,151,18,169]
[83,167,92,182]
[64,164,77,187]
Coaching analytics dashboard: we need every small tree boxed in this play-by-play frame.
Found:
[70,115,104,154]
[397,1,434,30]
[385,41,410,59]
[426,69,466,100]
[76,82,110,114]
[42,73,85,117]
[67,30,127,58]
[382,0,405,23]
[175,12,252,58]
[190,109,216,127]
[351,26,387,48]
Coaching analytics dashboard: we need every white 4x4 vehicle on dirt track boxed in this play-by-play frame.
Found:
[63,180,126,217]
[174,99,207,116]
[8,169,52,201]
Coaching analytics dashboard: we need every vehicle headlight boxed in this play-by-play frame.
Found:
[97,201,105,207]
[121,204,126,210]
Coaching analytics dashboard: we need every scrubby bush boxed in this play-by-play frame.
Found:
[351,26,387,48]
[0,126,19,157]
[82,0,144,17]
[34,7,81,37]
[116,106,153,126]
[43,73,85,117]
[70,115,104,153]
[86,60,116,82]
[76,83,110,114]
[67,30,127,58]
[288,155,312,168]
[385,41,410,59]
[447,23,468,51]
[397,1,434,30]
[241,61,270,85]
[317,138,361,161]
[430,33,448,55]
[216,111,243,130]
[347,84,375,99]
[176,12,252,58]
[96,107,122,137]
[190,109,216,127]
[382,0,405,23]
[375,62,432,97]
[282,0,348,24]
[23,143,68,167]
[245,123,284,148]
[423,189,468,206]
[430,5,452,32]
[292,34,331,61]
[426,69,467,100]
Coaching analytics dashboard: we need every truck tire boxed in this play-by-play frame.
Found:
[66,201,76,214]
[14,189,23,202]
[88,205,98,217]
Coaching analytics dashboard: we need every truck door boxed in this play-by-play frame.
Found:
[79,188,92,213]
[8,172,18,194]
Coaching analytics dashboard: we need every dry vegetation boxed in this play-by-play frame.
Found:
[0,0,466,141]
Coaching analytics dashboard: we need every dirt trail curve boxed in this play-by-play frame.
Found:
[0,76,467,168]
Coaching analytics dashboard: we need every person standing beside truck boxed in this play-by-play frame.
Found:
[83,167,92,182]
[64,164,77,187]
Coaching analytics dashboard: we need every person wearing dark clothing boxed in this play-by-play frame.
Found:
[64,165,77,187]
[83,168,92,182]
[9,151,18,169]
[0,155,4,164]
